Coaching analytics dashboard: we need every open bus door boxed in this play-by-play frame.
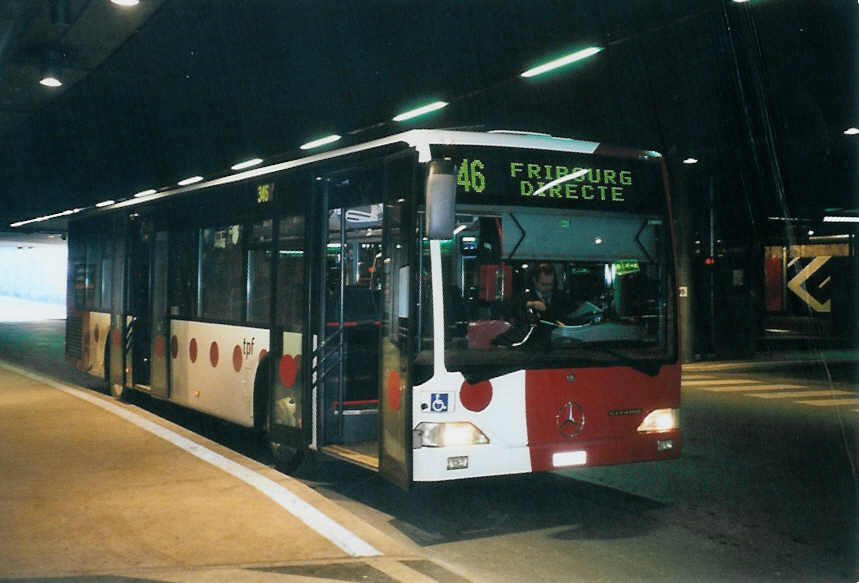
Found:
[309,156,415,488]
[311,174,385,471]
[376,154,418,488]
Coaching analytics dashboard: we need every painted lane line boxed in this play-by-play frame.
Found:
[682,379,764,387]
[0,361,381,558]
[686,384,806,393]
[748,390,854,399]
[795,398,859,407]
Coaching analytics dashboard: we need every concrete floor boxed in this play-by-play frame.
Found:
[0,363,447,582]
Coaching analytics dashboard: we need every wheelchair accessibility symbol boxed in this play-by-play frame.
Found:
[430,393,449,413]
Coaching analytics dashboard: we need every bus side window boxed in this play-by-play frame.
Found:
[168,229,197,317]
[276,215,305,333]
[198,224,244,322]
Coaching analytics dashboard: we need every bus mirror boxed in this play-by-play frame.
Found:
[425,160,456,240]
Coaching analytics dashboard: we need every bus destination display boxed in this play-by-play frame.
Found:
[434,146,664,214]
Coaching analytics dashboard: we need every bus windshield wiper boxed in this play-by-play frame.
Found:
[553,334,661,377]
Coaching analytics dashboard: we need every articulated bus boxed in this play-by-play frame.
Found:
[63,129,680,487]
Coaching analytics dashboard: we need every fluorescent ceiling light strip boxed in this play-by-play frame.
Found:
[10,208,81,228]
[133,189,157,198]
[96,200,115,208]
[300,135,341,150]
[683,158,698,164]
[39,77,62,87]
[231,158,263,171]
[393,101,448,122]
[823,216,859,223]
[533,168,589,196]
[844,127,859,135]
[178,176,203,186]
[521,47,602,78]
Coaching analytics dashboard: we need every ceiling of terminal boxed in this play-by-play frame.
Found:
[0,0,854,237]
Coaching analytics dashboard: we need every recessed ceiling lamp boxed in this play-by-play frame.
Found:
[683,158,698,164]
[133,189,157,198]
[177,176,203,186]
[300,135,341,150]
[110,0,140,6]
[393,101,448,122]
[844,127,859,135]
[39,48,62,87]
[231,158,263,171]
[520,47,603,78]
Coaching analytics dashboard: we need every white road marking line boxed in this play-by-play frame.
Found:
[682,379,764,387]
[749,390,853,399]
[796,398,859,407]
[0,361,382,558]
[687,384,806,392]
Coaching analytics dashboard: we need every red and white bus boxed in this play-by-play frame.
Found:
[62,129,680,487]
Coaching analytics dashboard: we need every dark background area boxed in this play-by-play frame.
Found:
[0,0,856,359]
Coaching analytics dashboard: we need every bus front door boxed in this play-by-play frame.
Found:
[315,201,383,470]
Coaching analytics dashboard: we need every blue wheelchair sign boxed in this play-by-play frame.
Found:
[430,393,449,413]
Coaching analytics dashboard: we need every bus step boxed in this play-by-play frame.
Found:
[321,444,379,471]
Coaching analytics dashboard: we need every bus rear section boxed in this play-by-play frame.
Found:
[411,141,680,481]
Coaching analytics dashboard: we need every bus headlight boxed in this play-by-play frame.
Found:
[414,422,490,448]
[637,408,679,433]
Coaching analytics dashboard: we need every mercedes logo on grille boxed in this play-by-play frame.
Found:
[556,400,585,438]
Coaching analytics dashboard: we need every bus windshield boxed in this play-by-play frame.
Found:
[424,207,675,379]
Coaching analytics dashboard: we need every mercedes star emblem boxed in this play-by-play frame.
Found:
[556,400,585,438]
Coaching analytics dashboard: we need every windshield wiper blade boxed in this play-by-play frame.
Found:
[557,336,661,376]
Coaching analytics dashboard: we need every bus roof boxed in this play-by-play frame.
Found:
[13,129,662,230]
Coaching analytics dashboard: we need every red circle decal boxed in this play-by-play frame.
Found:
[171,335,179,359]
[232,345,243,372]
[387,370,401,411]
[460,380,493,412]
[154,335,165,358]
[210,342,219,367]
[189,338,198,363]
[279,354,297,387]
[112,328,120,348]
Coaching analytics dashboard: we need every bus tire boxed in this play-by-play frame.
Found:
[254,356,303,473]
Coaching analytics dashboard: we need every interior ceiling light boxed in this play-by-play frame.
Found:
[300,134,341,150]
[231,158,263,171]
[393,101,448,122]
[520,47,603,78]
[844,127,859,135]
[177,176,203,186]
